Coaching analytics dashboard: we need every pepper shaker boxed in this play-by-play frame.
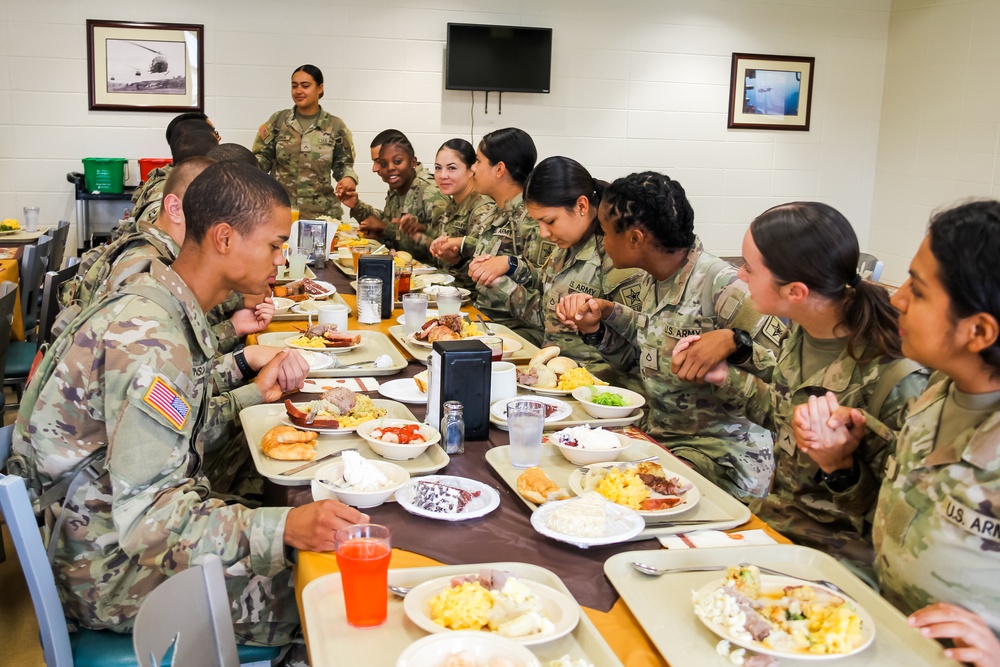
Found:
[440,401,465,455]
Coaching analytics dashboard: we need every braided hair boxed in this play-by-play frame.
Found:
[602,171,694,251]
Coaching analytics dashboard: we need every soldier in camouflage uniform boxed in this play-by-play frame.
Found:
[867,203,1000,654]
[253,65,358,221]
[9,163,362,651]
[558,172,784,501]
[691,202,929,569]
[338,134,448,265]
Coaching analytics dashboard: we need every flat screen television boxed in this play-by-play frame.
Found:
[445,23,552,94]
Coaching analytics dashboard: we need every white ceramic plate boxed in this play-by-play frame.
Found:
[530,496,645,548]
[396,631,541,667]
[567,463,700,517]
[411,274,456,290]
[291,301,322,314]
[303,280,337,298]
[402,574,580,647]
[396,309,440,325]
[296,350,334,371]
[406,331,488,349]
[693,575,876,660]
[490,396,572,424]
[284,333,365,353]
[514,382,574,396]
[422,286,470,299]
[377,378,427,404]
[395,475,500,522]
[279,417,359,435]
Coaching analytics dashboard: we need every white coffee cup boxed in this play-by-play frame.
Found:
[318,303,349,331]
[490,361,517,403]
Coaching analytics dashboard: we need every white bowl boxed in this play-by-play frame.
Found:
[356,419,441,460]
[571,385,646,419]
[271,297,295,312]
[499,335,523,359]
[550,430,633,466]
[396,630,541,667]
[313,459,409,508]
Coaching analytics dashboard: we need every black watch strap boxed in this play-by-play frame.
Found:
[815,458,861,493]
[234,347,256,379]
[580,322,605,346]
[726,328,753,365]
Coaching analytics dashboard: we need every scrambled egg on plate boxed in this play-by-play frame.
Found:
[587,468,649,510]
[556,367,608,391]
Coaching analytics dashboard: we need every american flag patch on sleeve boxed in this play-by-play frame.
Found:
[143,377,190,430]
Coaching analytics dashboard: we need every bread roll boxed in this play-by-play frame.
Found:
[414,370,428,393]
[546,356,579,375]
[517,467,569,505]
[260,425,318,461]
[529,346,560,369]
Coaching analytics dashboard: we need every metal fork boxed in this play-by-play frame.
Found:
[576,455,658,476]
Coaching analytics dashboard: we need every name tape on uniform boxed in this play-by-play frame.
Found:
[940,495,1000,542]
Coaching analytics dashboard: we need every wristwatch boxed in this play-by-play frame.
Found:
[505,255,517,277]
[580,322,605,346]
[815,458,861,493]
[726,328,753,365]
[233,347,256,379]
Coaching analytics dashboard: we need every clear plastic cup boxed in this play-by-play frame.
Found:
[402,293,429,337]
[288,250,309,279]
[436,286,462,316]
[334,524,392,628]
[23,207,39,232]
[506,400,546,468]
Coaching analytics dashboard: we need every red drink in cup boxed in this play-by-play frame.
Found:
[335,524,392,627]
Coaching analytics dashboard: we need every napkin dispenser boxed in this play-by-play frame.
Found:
[357,254,394,319]
[426,340,492,440]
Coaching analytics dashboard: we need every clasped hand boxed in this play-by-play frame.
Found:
[791,392,866,473]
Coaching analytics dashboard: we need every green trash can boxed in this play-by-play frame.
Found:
[82,157,129,194]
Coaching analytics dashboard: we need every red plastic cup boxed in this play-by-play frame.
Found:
[335,524,392,627]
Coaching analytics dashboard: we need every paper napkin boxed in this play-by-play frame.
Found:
[659,529,778,549]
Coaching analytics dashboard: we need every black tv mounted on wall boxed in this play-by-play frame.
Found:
[445,23,552,94]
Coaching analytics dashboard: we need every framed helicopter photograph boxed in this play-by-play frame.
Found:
[87,20,204,112]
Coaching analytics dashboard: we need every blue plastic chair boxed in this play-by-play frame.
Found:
[0,425,280,666]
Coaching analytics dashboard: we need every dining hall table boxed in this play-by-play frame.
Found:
[0,245,27,340]
[247,257,794,666]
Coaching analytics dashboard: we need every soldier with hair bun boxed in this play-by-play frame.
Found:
[558,171,784,501]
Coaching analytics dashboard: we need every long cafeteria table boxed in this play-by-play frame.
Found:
[250,260,789,666]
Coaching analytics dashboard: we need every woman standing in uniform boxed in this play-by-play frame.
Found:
[679,201,928,571]
[803,201,1000,663]
[336,132,447,265]
[253,64,358,220]
[557,171,784,501]
[428,138,494,287]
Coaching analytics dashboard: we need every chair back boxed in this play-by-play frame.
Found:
[133,554,241,667]
[0,282,18,411]
[38,265,82,347]
[0,424,76,667]
[857,252,884,283]
[48,220,71,273]
[19,235,52,329]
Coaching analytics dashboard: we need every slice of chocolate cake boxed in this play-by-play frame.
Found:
[413,480,480,514]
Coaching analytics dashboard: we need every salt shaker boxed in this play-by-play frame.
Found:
[357,276,382,324]
[312,239,326,269]
[440,401,465,455]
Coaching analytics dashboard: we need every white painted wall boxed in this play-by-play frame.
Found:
[871,0,1000,285]
[0,0,891,255]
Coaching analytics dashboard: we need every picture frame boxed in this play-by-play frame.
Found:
[728,53,815,131]
[87,19,204,112]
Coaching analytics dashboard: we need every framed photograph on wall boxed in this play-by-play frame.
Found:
[87,20,204,112]
[728,53,815,131]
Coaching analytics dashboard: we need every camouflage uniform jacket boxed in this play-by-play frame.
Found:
[503,231,645,377]
[59,218,139,308]
[128,166,171,230]
[11,260,289,631]
[593,241,786,499]
[252,106,359,220]
[873,373,1000,631]
[435,192,495,288]
[378,165,449,265]
[470,194,554,342]
[716,324,929,565]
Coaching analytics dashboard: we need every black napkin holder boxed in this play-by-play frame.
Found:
[427,340,492,440]
[357,254,394,319]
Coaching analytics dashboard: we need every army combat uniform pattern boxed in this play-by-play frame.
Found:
[716,324,929,567]
[375,165,449,266]
[501,231,645,383]
[470,193,555,345]
[430,192,495,289]
[253,107,359,220]
[10,260,297,645]
[127,166,172,234]
[874,374,1000,633]
[594,241,786,501]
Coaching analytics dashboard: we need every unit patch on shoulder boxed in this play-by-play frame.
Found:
[258,124,270,140]
[144,377,190,430]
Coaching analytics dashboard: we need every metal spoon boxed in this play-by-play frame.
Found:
[388,585,411,597]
